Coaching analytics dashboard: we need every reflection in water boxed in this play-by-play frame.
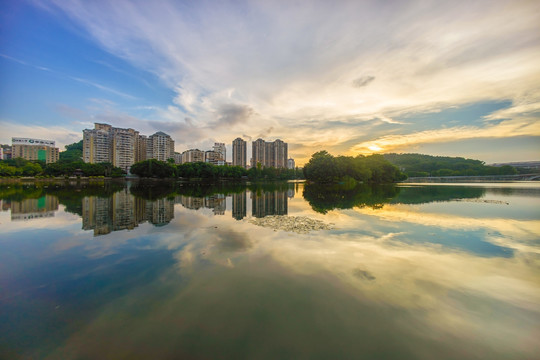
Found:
[1,181,540,358]
[83,190,175,236]
[252,189,288,218]
[232,191,246,220]
[10,195,59,221]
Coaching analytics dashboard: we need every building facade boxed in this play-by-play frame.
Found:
[232,137,247,168]
[205,150,221,165]
[111,127,138,172]
[11,138,59,164]
[251,138,288,168]
[173,152,183,164]
[212,142,226,165]
[182,149,205,163]
[83,123,175,172]
[288,158,295,169]
[148,131,175,161]
[252,138,266,168]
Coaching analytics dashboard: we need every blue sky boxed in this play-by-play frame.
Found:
[1,0,539,164]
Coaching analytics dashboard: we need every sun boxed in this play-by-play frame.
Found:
[368,145,382,152]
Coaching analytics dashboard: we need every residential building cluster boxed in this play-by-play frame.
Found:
[2,122,296,171]
[83,123,174,172]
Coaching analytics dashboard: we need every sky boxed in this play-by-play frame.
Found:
[1,0,539,165]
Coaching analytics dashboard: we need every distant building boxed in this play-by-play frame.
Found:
[288,158,295,169]
[205,150,221,165]
[251,138,288,168]
[83,123,175,172]
[273,139,288,168]
[173,152,183,165]
[148,131,175,162]
[83,124,113,164]
[182,149,204,163]
[213,142,226,165]
[0,145,11,160]
[83,123,140,172]
[136,135,148,163]
[252,138,266,168]
[11,137,59,164]
[111,127,139,172]
[232,138,247,168]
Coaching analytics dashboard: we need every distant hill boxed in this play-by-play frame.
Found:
[383,153,517,177]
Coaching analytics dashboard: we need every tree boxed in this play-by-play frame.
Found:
[131,159,176,178]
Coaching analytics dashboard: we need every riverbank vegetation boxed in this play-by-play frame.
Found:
[0,140,125,178]
[383,153,518,177]
[130,159,304,181]
[0,157,125,178]
[303,151,406,183]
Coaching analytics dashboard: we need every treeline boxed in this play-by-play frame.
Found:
[130,159,304,181]
[0,140,125,178]
[303,151,406,183]
[383,153,518,177]
[0,158,124,178]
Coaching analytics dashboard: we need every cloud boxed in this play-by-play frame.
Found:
[211,103,254,128]
[0,121,81,148]
[351,117,540,154]
[255,127,274,139]
[23,0,540,163]
[352,76,375,88]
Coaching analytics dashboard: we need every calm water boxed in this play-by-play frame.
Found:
[1,180,539,359]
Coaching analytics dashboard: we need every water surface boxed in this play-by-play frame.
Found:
[1,181,539,359]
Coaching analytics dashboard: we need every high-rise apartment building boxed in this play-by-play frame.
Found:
[83,123,175,172]
[252,138,266,168]
[136,135,148,163]
[148,131,175,161]
[213,142,226,165]
[251,138,288,168]
[111,127,138,172]
[12,138,59,164]
[272,139,288,168]
[232,137,247,168]
[83,125,112,164]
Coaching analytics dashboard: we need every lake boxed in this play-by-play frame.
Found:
[1,180,539,359]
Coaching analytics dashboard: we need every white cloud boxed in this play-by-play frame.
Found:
[29,0,540,162]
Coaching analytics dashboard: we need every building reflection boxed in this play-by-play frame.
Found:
[251,190,288,218]
[174,189,289,220]
[82,189,174,236]
[232,192,247,220]
[10,195,59,221]
[174,194,226,215]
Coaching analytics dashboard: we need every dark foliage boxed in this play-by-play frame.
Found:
[303,151,406,183]
[383,153,518,177]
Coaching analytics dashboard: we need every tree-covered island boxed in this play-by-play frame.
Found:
[303,151,407,183]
